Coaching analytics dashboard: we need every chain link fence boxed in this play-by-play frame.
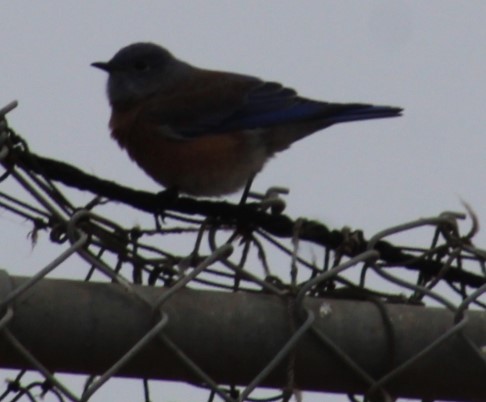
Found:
[1,101,486,402]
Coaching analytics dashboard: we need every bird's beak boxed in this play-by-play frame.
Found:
[91,61,111,72]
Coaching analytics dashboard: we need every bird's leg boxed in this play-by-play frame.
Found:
[239,175,255,205]
[154,187,179,228]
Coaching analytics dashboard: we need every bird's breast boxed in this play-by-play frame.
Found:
[109,110,268,196]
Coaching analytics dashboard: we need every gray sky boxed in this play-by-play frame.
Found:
[1,2,485,401]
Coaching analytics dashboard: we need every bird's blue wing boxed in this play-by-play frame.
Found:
[218,81,402,131]
[150,71,401,137]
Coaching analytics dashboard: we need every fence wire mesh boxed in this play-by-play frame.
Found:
[1,101,486,402]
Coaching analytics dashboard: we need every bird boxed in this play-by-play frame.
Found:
[92,42,402,197]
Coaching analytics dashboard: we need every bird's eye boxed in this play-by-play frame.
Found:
[133,60,150,72]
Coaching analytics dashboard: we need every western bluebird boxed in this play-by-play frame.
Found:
[92,43,401,196]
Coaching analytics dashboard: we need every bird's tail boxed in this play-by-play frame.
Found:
[263,102,402,153]
[326,104,403,124]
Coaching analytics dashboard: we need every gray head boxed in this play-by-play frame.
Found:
[92,42,188,106]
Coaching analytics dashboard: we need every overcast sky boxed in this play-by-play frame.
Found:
[1,2,485,402]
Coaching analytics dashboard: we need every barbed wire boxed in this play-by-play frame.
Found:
[1,101,486,402]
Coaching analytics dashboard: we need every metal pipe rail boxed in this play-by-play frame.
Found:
[1,272,485,401]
